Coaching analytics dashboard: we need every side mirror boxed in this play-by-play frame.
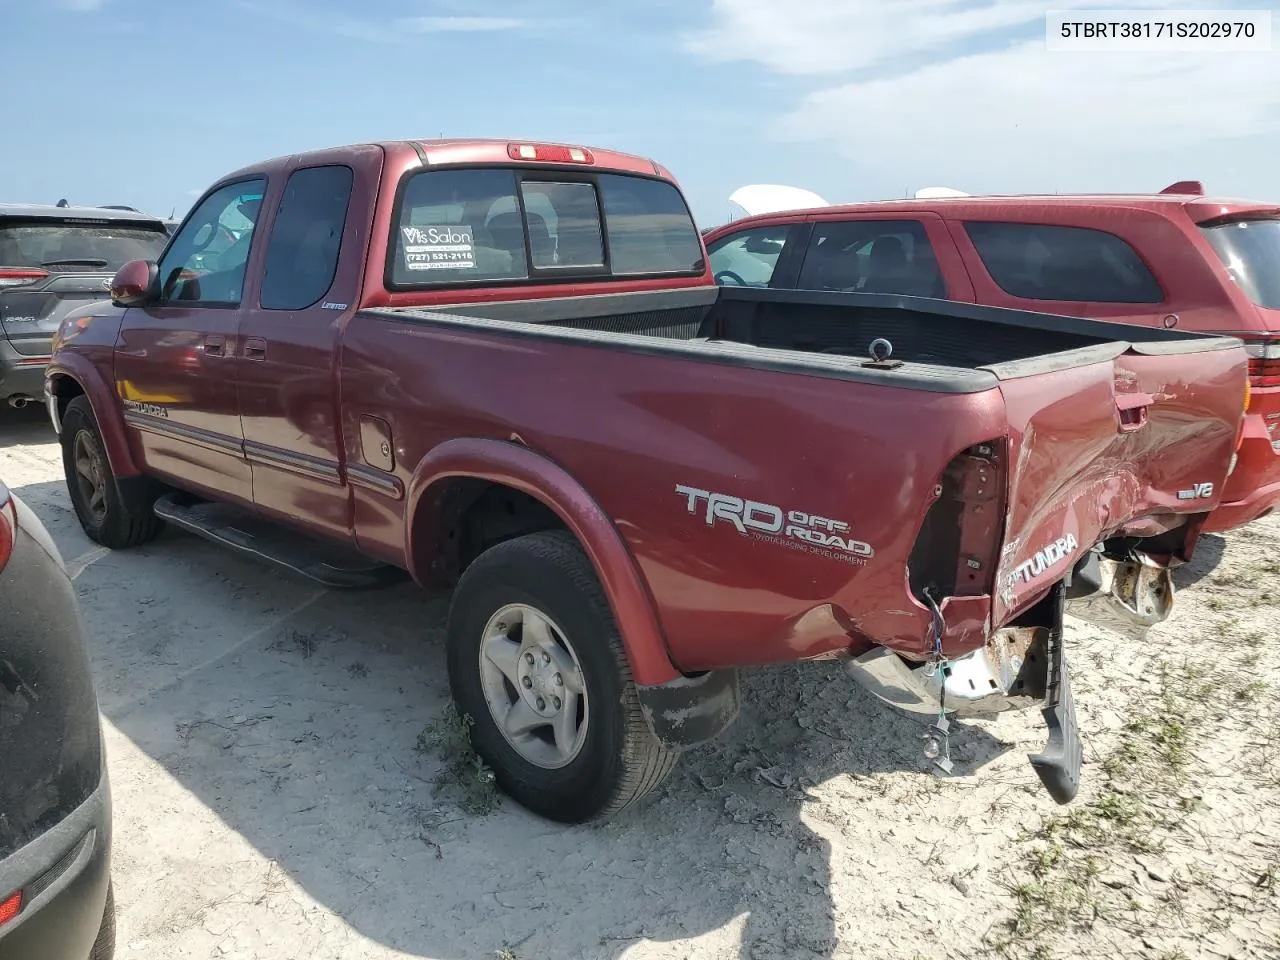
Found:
[111,259,158,306]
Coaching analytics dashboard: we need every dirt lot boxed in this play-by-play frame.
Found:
[2,405,1278,960]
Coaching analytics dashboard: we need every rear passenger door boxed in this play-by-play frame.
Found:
[946,218,1171,326]
[784,214,975,301]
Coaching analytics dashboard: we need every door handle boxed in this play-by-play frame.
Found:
[203,334,225,357]
[1115,392,1153,432]
[244,338,267,361]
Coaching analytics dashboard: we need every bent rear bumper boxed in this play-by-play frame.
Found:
[843,627,1047,718]
[0,774,111,960]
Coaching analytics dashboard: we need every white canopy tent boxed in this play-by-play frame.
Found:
[728,184,830,218]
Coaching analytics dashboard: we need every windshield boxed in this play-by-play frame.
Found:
[0,220,169,271]
[1200,218,1280,309]
[390,168,704,287]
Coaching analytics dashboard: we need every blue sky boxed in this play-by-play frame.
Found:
[3,0,1278,227]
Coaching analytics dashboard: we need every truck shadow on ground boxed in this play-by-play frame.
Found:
[1171,532,1227,590]
[0,404,55,447]
[9,471,1014,960]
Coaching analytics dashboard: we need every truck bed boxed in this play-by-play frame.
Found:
[410,286,1238,390]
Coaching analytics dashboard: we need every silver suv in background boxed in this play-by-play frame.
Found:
[1,204,169,410]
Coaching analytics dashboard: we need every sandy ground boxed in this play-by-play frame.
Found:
[2,404,1278,960]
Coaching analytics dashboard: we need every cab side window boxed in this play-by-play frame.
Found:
[795,220,945,298]
[260,165,354,311]
[707,225,790,287]
[157,179,267,306]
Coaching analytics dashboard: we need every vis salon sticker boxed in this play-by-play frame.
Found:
[402,224,476,270]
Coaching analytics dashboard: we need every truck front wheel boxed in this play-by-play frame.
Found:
[445,530,679,823]
[60,396,163,549]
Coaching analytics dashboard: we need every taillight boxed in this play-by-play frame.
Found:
[1247,358,1280,388]
[0,890,21,927]
[0,267,49,289]
[0,481,14,573]
[1245,340,1280,389]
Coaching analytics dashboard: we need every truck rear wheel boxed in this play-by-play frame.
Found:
[61,396,162,549]
[445,530,679,823]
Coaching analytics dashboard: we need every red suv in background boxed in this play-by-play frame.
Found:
[703,183,1280,533]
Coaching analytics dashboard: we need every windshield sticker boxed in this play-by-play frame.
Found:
[675,483,873,566]
[401,224,477,271]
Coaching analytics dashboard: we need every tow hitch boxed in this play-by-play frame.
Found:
[1064,546,1174,642]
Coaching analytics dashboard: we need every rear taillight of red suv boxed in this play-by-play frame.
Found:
[0,481,15,573]
[1245,339,1280,389]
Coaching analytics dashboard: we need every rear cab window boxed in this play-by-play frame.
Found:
[388,168,704,288]
[963,221,1164,303]
[0,218,169,271]
[1199,218,1280,309]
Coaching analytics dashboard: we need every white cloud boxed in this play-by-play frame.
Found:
[685,0,1280,194]
[684,0,1191,75]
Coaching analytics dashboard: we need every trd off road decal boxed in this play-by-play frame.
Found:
[401,225,477,271]
[1000,532,1078,606]
[675,484,873,566]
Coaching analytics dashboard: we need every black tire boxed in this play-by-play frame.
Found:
[89,881,115,960]
[61,396,163,549]
[446,530,679,823]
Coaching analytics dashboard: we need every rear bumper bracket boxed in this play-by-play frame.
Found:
[1028,583,1083,804]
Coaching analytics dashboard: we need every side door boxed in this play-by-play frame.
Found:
[236,154,376,543]
[945,217,1170,326]
[783,213,976,301]
[113,177,270,505]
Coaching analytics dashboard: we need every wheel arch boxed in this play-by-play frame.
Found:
[404,437,680,686]
[47,359,140,478]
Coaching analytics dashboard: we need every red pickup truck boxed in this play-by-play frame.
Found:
[45,139,1249,823]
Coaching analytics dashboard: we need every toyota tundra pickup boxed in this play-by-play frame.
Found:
[44,139,1249,823]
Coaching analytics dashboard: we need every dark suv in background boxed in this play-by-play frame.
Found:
[0,478,114,959]
[1,204,169,410]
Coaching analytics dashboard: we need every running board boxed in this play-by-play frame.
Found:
[153,494,404,589]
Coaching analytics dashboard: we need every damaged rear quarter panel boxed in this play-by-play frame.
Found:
[992,346,1245,622]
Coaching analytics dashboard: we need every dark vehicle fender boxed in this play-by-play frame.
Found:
[45,357,140,478]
